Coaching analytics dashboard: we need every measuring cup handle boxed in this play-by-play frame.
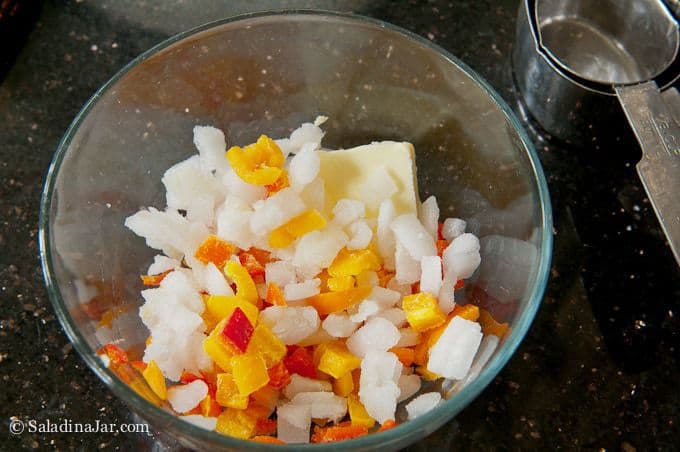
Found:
[615,82,680,265]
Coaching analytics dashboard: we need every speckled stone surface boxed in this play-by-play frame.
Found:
[1,0,678,450]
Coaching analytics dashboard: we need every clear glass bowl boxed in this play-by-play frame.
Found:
[39,10,552,451]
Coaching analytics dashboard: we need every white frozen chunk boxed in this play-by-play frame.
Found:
[427,317,483,380]
[418,196,440,239]
[394,242,420,285]
[391,214,437,261]
[346,317,400,358]
[283,374,333,399]
[359,351,402,424]
[288,122,325,155]
[377,199,397,269]
[420,255,443,296]
[405,392,442,420]
[357,165,398,210]
[250,188,306,236]
[396,327,420,347]
[167,380,209,413]
[441,218,466,241]
[259,306,320,345]
[291,392,347,423]
[349,300,382,323]
[125,208,209,259]
[437,275,456,314]
[322,313,360,338]
[222,168,266,206]
[186,194,215,227]
[442,233,481,280]
[293,225,347,273]
[216,197,255,250]
[283,279,320,301]
[204,262,233,296]
[378,308,407,327]
[143,329,211,381]
[397,374,422,402]
[277,403,311,443]
[346,220,372,250]
[297,327,334,346]
[265,261,297,288]
[289,146,320,190]
[458,335,499,388]
[182,415,217,431]
[147,255,180,275]
[332,199,366,227]
[162,155,223,213]
[386,277,412,297]
[193,125,228,174]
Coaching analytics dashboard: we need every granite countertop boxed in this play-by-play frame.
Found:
[1,0,678,450]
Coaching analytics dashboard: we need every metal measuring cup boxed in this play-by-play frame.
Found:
[513,0,680,264]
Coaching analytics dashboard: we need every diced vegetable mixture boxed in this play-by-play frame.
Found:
[97,118,510,443]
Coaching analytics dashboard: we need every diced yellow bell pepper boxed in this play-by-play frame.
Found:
[451,304,480,322]
[317,342,361,379]
[306,286,372,315]
[333,372,354,397]
[200,394,222,417]
[206,295,259,325]
[269,209,327,248]
[215,408,258,439]
[402,292,447,332]
[224,261,258,304]
[203,318,235,372]
[479,308,509,338]
[328,248,381,277]
[327,275,355,292]
[226,135,285,186]
[250,385,279,418]
[246,324,287,368]
[348,394,375,428]
[355,270,378,288]
[231,354,270,396]
[416,366,442,381]
[142,360,167,400]
[215,372,249,409]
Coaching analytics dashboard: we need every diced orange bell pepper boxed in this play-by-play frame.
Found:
[348,394,375,428]
[311,423,369,443]
[180,371,202,384]
[130,360,147,373]
[98,343,128,365]
[142,360,167,400]
[402,292,447,332]
[231,354,270,396]
[195,235,236,268]
[250,385,280,417]
[265,169,290,196]
[268,209,327,248]
[455,279,465,290]
[389,347,415,367]
[140,269,173,286]
[479,308,509,338]
[239,252,266,278]
[451,304,480,322]
[317,342,361,379]
[328,248,381,277]
[267,361,291,389]
[226,135,285,185]
[253,418,277,436]
[224,261,259,304]
[265,282,287,307]
[305,286,372,315]
[252,436,286,444]
[200,394,223,417]
[376,267,394,288]
[215,372,249,409]
[377,419,398,432]
[284,346,317,378]
[333,372,354,397]
[436,239,449,257]
[246,324,287,368]
[216,408,258,439]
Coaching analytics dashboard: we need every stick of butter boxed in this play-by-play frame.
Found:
[317,141,419,218]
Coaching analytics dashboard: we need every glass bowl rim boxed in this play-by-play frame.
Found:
[38,9,553,450]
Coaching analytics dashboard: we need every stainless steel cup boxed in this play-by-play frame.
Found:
[513,0,680,264]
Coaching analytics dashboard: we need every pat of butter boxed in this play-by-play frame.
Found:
[317,141,419,218]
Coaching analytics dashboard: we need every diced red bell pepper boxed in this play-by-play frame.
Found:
[267,361,291,389]
[454,279,465,290]
[253,418,277,436]
[436,239,449,257]
[180,371,202,385]
[99,343,128,365]
[251,436,286,444]
[283,346,316,378]
[221,307,254,353]
[437,222,444,240]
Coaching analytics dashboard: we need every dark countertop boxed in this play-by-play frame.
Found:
[1,1,678,450]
